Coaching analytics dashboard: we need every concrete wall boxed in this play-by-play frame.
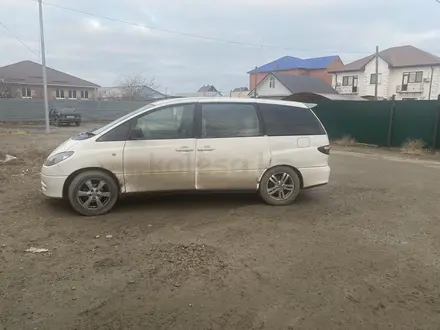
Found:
[229,91,250,98]
[363,57,390,99]
[0,99,154,122]
[389,66,440,100]
[332,70,364,95]
[333,63,440,100]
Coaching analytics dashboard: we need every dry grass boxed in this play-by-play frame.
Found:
[1,139,55,183]
[0,128,28,136]
[334,134,358,146]
[401,139,426,155]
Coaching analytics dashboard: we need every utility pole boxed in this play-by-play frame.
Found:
[38,0,50,133]
[375,46,379,100]
[253,66,258,98]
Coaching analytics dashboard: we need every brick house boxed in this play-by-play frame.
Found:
[0,60,100,100]
[248,55,344,90]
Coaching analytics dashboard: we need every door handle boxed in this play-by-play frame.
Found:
[197,147,215,152]
[175,147,194,152]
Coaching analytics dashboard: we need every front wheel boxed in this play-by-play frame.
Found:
[67,170,119,216]
[259,166,301,206]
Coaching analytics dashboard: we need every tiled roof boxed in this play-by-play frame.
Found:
[232,87,249,92]
[271,72,338,94]
[330,45,440,73]
[0,60,100,87]
[198,85,219,92]
[248,55,340,74]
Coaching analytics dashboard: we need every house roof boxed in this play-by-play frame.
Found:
[174,91,223,97]
[198,85,219,93]
[283,92,367,102]
[232,87,249,92]
[270,72,338,95]
[0,60,100,88]
[98,86,165,100]
[330,45,440,73]
[248,55,340,74]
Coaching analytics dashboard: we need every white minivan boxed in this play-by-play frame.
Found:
[41,98,330,216]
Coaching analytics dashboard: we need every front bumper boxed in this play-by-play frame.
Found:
[41,173,67,198]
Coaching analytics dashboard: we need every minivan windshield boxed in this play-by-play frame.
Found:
[60,108,77,115]
[90,103,156,135]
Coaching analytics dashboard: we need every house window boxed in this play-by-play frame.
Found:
[403,71,423,84]
[342,76,358,86]
[269,76,276,89]
[370,73,382,84]
[56,89,65,99]
[21,87,31,98]
[68,90,77,99]
[81,90,89,99]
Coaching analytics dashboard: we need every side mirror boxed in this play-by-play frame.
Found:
[128,127,144,140]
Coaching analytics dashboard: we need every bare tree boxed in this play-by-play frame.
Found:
[117,73,159,101]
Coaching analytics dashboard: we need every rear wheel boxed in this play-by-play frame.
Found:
[259,166,300,206]
[75,122,80,127]
[67,170,119,216]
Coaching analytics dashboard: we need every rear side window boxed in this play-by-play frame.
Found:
[201,103,261,138]
[259,104,325,136]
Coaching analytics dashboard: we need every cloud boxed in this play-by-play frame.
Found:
[1,0,440,92]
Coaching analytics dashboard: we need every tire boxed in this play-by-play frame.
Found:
[259,166,301,206]
[55,119,60,127]
[75,122,80,127]
[67,170,119,216]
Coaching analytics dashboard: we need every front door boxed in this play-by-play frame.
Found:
[123,103,196,193]
[195,102,270,190]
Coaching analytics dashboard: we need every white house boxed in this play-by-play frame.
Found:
[248,72,339,100]
[330,45,440,100]
[175,85,223,98]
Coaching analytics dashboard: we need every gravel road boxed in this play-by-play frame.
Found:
[1,127,440,329]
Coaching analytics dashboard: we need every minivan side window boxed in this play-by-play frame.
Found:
[98,104,195,142]
[131,104,195,140]
[98,121,131,142]
[201,103,260,138]
[258,104,325,136]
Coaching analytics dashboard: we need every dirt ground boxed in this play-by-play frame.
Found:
[1,125,440,330]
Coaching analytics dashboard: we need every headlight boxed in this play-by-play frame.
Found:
[44,151,74,166]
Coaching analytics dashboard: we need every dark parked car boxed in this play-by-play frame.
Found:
[49,108,81,126]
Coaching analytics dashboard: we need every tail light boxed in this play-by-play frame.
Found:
[318,145,330,155]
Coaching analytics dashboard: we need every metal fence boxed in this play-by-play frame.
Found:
[2,98,440,149]
[313,99,440,149]
[0,99,154,122]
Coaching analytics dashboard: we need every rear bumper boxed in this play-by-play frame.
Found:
[299,165,330,188]
[59,118,80,123]
[41,173,67,198]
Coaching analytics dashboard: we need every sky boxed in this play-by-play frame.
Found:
[2,0,440,94]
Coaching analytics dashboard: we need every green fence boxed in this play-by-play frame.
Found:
[313,99,440,149]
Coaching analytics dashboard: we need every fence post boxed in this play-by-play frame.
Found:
[432,95,440,151]
[387,95,396,147]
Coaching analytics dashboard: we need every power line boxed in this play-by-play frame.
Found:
[0,20,39,57]
[37,0,371,55]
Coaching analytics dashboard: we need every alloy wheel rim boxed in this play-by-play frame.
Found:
[266,172,295,201]
[76,179,111,210]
